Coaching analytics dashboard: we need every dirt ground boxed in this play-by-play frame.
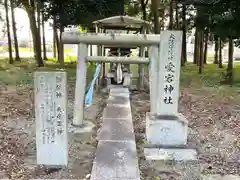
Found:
[130,88,240,180]
[0,82,239,180]
[0,84,106,180]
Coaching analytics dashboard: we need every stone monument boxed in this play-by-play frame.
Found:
[145,30,197,161]
[34,72,68,166]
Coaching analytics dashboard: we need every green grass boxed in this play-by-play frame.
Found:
[180,63,240,88]
[0,46,73,53]
[18,47,73,53]
[0,58,95,88]
[0,57,239,97]
[47,55,77,63]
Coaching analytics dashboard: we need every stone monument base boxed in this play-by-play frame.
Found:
[144,148,197,161]
[146,112,188,146]
[145,112,197,161]
[144,156,200,179]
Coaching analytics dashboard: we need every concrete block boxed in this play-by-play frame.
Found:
[103,106,132,119]
[99,118,135,141]
[90,141,140,180]
[107,96,130,108]
[109,87,129,97]
[146,112,188,146]
[110,88,129,93]
[144,148,197,161]
[110,93,129,98]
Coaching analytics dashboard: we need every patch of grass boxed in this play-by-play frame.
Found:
[18,47,73,53]
[180,63,240,88]
[47,55,77,63]
[1,56,240,97]
[0,58,96,87]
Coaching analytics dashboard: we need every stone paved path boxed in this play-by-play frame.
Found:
[90,88,140,180]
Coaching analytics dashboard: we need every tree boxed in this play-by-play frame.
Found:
[140,0,148,21]
[214,35,219,64]
[151,0,160,33]
[40,0,125,67]
[181,3,187,65]
[179,0,240,83]
[4,0,13,64]
[41,3,47,60]
[219,38,223,68]
[169,0,174,29]
[20,0,43,67]
[10,0,20,61]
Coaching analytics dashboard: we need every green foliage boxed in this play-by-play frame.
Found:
[41,0,125,28]
[178,0,240,45]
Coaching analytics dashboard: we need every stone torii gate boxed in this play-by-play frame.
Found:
[61,31,197,179]
[62,32,162,126]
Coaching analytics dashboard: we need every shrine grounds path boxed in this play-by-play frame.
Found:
[0,58,239,179]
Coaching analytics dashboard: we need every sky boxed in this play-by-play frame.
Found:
[0,6,53,42]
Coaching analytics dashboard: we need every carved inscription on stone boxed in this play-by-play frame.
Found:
[34,72,68,166]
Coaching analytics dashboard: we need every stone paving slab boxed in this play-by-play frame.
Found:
[110,93,130,98]
[99,118,135,141]
[103,106,132,119]
[90,141,140,180]
[91,87,140,180]
[110,88,129,94]
[107,96,130,107]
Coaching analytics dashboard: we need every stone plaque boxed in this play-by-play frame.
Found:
[34,72,68,166]
[157,31,182,114]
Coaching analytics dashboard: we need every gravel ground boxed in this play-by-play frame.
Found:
[0,85,107,179]
[130,88,240,180]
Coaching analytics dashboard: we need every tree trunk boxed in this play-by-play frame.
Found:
[198,31,204,73]
[59,24,64,68]
[226,37,233,84]
[41,10,47,60]
[218,39,223,68]
[193,29,199,64]
[203,29,208,64]
[169,0,174,29]
[55,28,60,61]
[53,18,57,58]
[151,0,160,33]
[175,2,179,29]
[10,0,20,61]
[24,0,43,67]
[181,4,187,66]
[140,0,148,21]
[214,35,219,64]
[36,2,41,55]
[4,0,13,64]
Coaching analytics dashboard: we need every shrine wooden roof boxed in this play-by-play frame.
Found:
[92,15,150,29]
